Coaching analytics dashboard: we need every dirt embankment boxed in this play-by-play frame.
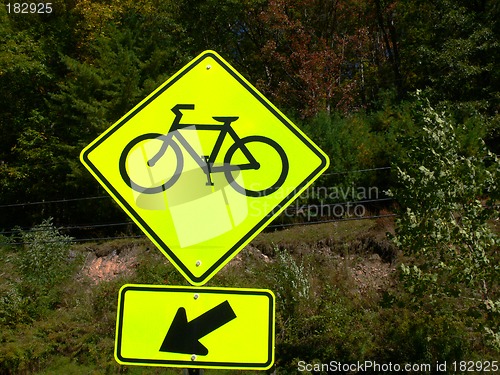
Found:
[79,218,398,297]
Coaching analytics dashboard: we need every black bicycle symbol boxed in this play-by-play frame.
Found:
[119,104,289,197]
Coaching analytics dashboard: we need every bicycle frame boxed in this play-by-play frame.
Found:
[148,104,260,186]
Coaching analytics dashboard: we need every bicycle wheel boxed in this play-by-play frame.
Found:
[119,133,183,194]
[224,135,288,197]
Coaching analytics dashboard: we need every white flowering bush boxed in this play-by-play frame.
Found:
[388,93,500,348]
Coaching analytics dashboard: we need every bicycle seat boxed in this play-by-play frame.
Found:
[213,116,239,123]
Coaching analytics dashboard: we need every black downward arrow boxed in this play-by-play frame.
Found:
[159,300,237,355]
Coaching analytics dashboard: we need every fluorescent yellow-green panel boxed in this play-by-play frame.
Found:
[80,50,329,285]
[114,284,275,369]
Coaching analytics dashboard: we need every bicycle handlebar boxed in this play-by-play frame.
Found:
[171,104,195,116]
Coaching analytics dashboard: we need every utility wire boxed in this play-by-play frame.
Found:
[0,166,392,209]
[0,234,146,246]
[322,166,391,176]
[0,197,395,235]
[0,195,110,209]
[0,221,134,236]
[268,213,397,229]
[0,213,397,246]
[285,197,393,212]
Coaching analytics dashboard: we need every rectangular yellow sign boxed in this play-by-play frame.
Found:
[115,284,275,370]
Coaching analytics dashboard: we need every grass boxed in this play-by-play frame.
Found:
[0,217,498,374]
[253,219,376,254]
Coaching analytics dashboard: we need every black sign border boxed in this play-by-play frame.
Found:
[81,51,328,284]
[115,285,275,369]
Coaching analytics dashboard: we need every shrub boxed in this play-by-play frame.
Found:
[269,249,310,317]
[17,218,73,290]
[4,218,76,321]
[0,284,30,327]
[388,92,500,350]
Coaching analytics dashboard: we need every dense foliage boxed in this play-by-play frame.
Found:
[1,0,499,229]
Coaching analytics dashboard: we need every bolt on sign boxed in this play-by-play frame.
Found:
[80,50,329,286]
[114,285,275,370]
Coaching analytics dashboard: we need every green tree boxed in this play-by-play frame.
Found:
[0,0,191,227]
[0,6,55,199]
[0,1,82,222]
[396,0,500,153]
[398,0,500,101]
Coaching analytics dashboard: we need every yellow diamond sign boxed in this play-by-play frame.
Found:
[115,285,274,369]
[80,50,329,285]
